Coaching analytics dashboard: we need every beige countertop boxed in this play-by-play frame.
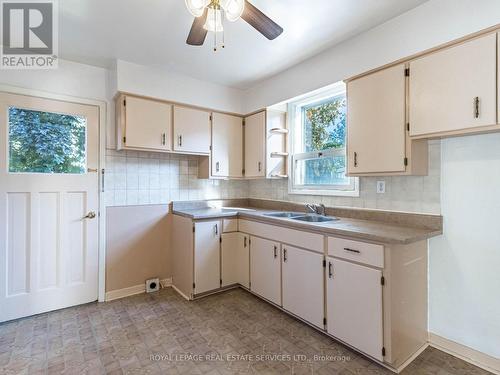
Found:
[172,204,442,245]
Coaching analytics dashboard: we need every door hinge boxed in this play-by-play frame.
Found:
[407,123,410,132]
[219,237,222,243]
[220,279,222,286]
[242,168,245,175]
[193,282,195,289]
[209,145,212,151]
[404,68,410,76]
[381,276,385,286]
[322,259,326,268]
[404,157,408,166]
[323,317,327,325]
[193,225,195,233]
[123,136,126,143]
[248,238,251,245]
[382,347,386,357]
[249,281,252,288]
[242,119,246,126]
[123,98,126,106]
[209,114,213,121]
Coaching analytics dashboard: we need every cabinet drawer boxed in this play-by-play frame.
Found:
[223,219,238,233]
[240,220,324,253]
[328,237,384,268]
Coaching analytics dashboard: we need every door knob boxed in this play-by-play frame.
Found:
[83,211,96,220]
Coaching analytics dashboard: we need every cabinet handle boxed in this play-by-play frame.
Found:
[283,248,287,262]
[216,162,220,172]
[258,162,262,172]
[214,224,218,236]
[344,247,361,254]
[329,262,333,278]
[244,236,247,248]
[178,135,183,147]
[354,152,358,167]
[273,245,277,258]
[474,97,480,119]
[162,133,166,145]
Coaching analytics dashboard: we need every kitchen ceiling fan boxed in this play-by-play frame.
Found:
[185,0,283,50]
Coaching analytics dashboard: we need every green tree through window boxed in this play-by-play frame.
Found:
[8,107,87,174]
[301,95,347,185]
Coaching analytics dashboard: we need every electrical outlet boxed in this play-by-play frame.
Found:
[376,180,386,194]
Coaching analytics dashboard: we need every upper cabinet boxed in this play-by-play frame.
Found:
[211,112,244,178]
[347,65,428,176]
[244,111,266,178]
[173,106,211,154]
[347,64,407,174]
[117,94,172,152]
[244,109,288,179]
[409,33,498,137]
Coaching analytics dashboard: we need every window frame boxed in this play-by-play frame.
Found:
[288,83,359,197]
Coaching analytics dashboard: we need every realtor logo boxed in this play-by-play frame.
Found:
[1,0,58,69]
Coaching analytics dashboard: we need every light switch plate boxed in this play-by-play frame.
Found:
[376,180,386,194]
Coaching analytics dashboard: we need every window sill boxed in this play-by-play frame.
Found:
[288,188,360,197]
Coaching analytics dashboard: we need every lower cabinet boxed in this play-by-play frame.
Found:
[194,220,221,295]
[326,257,384,361]
[282,246,324,328]
[221,233,249,288]
[250,236,281,305]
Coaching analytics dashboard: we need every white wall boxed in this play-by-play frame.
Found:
[429,134,500,359]
[243,0,500,112]
[115,60,244,114]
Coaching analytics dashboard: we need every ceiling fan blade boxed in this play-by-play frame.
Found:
[186,8,208,46]
[241,1,283,40]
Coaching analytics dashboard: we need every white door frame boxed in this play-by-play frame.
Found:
[0,84,107,302]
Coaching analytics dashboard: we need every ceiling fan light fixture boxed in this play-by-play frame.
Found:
[203,8,224,33]
[185,0,210,17]
[220,0,245,22]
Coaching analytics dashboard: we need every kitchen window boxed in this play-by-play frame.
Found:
[289,82,359,196]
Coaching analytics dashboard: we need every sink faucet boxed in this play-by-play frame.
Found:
[305,203,326,216]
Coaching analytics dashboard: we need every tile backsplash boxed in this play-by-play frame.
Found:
[104,150,248,207]
[105,140,441,214]
[248,140,441,214]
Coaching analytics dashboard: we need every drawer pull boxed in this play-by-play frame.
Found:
[344,247,361,254]
[354,152,358,167]
[283,248,287,262]
[244,236,247,248]
[273,245,277,258]
[329,262,333,278]
[474,97,480,119]
[214,224,218,236]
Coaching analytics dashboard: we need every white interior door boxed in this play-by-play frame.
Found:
[326,257,384,361]
[282,246,324,327]
[0,92,100,323]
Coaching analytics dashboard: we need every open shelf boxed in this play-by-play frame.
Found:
[269,128,289,134]
[270,152,289,158]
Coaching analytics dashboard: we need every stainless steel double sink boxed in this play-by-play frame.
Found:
[263,212,338,223]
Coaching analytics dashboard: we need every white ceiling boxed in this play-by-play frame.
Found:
[60,0,428,89]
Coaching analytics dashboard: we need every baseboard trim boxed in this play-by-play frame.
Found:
[429,333,500,375]
[171,284,191,301]
[396,343,429,373]
[105,278,172,302]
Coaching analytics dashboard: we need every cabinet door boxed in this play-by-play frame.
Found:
[409,33,497,136]
[194,221,221,294]
[244,111,266,178]
[124,96,172,151]
[250,236,281,305]
[221,232,249,288]
[282,246,324,327]
[212,113,243,178]
[347,64,406,174]
[326,257,383,361]
[173,106,211,154]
